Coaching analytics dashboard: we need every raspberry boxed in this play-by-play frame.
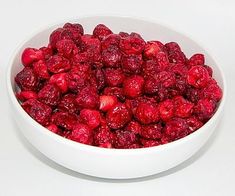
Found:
[173,96,194,118]
[140,138,160,147]
[16,90,38,102]
[15,67,38,91]
[158,99,174,122]
[119,33,145,55]
[170,77,187,97]
[123,75,144,98]
[68,123,93,145]
[21,48,44,66]
[204,65,213,77]
[157,71,176,88]
[67,64,91,93]
[187,65,210,88]
[121,54,143,74]
[46,124,60,134]
[143,41,161,59]
[22,99,52,126]
[165,42,186,64]
[164,118,188,140]
[56,39,78,58]
[140,123,162,139]
[135,102,159,124]
[99,95,118,112]
[194,98,216,121]
[39,45,53,60]
[185,87,200,103]
[113,129,137,148]
[101,45,122,68]
[58,94,78,114]
[106,103,132,129]
[104,68,125,87]
[201,81,222,102]
[51,111,78,131]
[144,76,159,95]
[125,121,142,134]
[156,52,170,71]
[92,69,105,91]
[103,87,125,102]
[142,59,160,78]
[79,109,101,129]
[49,28,73,49]
[93,24,113,40]
[186,116,203,132]
[119,32,129,38]
[63,23,84,36]
[101,34,121,50]
[188,54,205,67]
[49,73,68,93]
[168,63,188,77]
[76,87,99,109]
[33,60,50,80]
[46,55,71,74]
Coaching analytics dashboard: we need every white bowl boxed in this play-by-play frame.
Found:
[6,16,226,179]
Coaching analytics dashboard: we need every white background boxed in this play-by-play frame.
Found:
[0,0,235,195]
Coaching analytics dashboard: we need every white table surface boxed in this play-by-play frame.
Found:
[0,0,235,195]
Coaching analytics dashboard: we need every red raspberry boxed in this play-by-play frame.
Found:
[157,71,176,88]
[168,63,189,77]
[188,54,205,67]
[21,48,44,66]
[15,67,38,91]
[67,64,91,93]
[119,33,145,55]
[144,76,159,95]
[56,39,78,58]
[165,42,186,64]
[140,123,162,139]
[79,109,101,129]
[101,45,121,68]
[142,59,160,78]
[169,77,187,97]
[93,121,114,148]
[93,24,113,40]
[158,99,174,122]
[80,35,101,62]
[63,23,84,36]
[113,129,137,148]
[123,75,144,98]
[204,65,213,77]
[22,99,52,126]
[106,103,132,129]
[143,41,161,59]
[194,98,216,121]
[76,87,99,109]
[101,34,121,50]
[185,87,200,103]
[38,84,61,107]
[201,81,222,102]
[173,96,194,118]
[39,45,53,60]
[103,87,125,102]
[164,118,188,140]
[46,124,60,134]
[104,68,125,87]
[33,60,50,80]
[156,52,170,71]
[125,143,142,149]
[119,32,129,38]
[125,121,142,134]
[71,52,89,65]
[187,65,210,88]
[49,28,73,49]
[58,94,78,114]
[49,73,68,93]
[99,95,118,112]
[46,55,71,74]
[186,116,203,132]
[135,102,159,124]
[51,111,78,131]
[121,54,143,74]
[16,90,38,102]
[140,138,160,147]
[68,123,93,145]
[92,69,106,91]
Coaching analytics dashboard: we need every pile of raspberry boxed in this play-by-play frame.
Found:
[15,23,222,149]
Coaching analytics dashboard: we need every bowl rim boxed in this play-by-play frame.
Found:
[6,15,227,155]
